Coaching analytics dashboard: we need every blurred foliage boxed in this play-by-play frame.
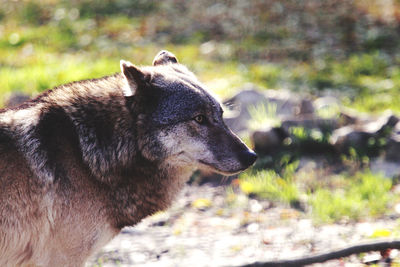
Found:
[1,0,400,110]
[247,103,280,130]
[4,0,400,58]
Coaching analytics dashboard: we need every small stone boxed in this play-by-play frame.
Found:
[249,199,263,213]
[246,223,259,234]
[130,252,147,263]
[192,198,212,210]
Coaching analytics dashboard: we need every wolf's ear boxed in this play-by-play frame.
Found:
[152,50,178,66]
[120,60,147,97]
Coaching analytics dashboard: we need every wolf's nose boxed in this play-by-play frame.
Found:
[238,150,257,167]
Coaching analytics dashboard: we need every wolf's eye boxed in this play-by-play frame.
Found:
[193,115,206,124]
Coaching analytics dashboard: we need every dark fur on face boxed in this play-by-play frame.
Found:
[0,50,256,266]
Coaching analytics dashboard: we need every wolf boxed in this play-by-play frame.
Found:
[0,50,257,266]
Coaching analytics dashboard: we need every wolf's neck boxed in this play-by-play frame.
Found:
[109,163,193,229]
[63,96,138,183]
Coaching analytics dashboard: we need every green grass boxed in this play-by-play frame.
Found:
[247,102,281,130]
[0,54,118,93]
[239,166,394,223]
[310,171,393,223]
[239,161,300,205]
[240,170,299,205]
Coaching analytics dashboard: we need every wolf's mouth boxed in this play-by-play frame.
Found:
[198,160,248,176]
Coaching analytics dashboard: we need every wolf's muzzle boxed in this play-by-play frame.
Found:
[238,150,257,168]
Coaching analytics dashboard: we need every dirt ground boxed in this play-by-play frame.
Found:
[87,184,400,267]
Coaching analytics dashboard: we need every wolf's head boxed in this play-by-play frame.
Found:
[120,50,256,175]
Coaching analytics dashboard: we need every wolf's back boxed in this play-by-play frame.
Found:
[0,75,131,266]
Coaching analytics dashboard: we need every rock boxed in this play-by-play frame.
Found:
[314,96,340,110]
[362,111,398,134]
[249,199,263,213]
[313,96,340,119]
[370,158,400,178]
[246,223,259,234]
[338,108,369,126]
[392,121,400,135]
[223,87,306,133]
[299,98,315,115]
[4,92,30,108]
[148,212,170,227]
[392,125,400,139]
[387,123,400,161]
[331,112,398,153]
[263,89,301,116]
[252,127,289,153]
[330,125,373,153]
[385,133,400,162]
[223,89,268,133]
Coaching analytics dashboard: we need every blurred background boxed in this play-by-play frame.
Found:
[3,0,400,266]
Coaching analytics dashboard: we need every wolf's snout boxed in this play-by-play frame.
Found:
[238,150,257,168]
